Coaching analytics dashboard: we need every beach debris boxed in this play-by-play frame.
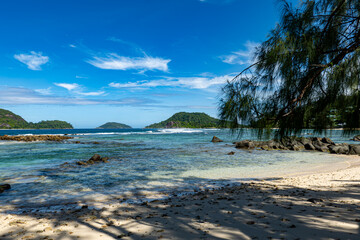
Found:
[76,154,110,166]
[0,134,73,142]
[211,136,223,143]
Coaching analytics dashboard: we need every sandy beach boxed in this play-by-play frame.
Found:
[1,156,359,240]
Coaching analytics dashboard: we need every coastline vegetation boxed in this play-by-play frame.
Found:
[96,122,132,129]
[145,112,222,128]
[219,0,360,137]
[0,108,73,129]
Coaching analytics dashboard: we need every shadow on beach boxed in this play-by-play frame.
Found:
[1,176,359,240]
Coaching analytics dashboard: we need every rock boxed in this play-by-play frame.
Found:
[313,143,329,152]
[307,198,323,203]
[349,144,360,155]
[227,151,235,155]
[304,143,316,150]
[298,137,311,146]
[77,154,110,166]
[0,135,73,142]
[235,140,255,149]
[328,144,349,154]
[290,144,301,151]
[0,184,11,192]
[76,161,87,166]
[211,136,223,143]
[321,137,334,145]
[89,154,102,161]
[165,121,179,128]
[353,135,360,141]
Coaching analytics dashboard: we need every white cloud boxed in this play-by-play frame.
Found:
[109,74,234,90]
[54,83,80,91]
[54,83,105,96]
[75,91,105,96]
[14,51,49,70]
[0,87,152,105]
[87,53,170,72]
[220,41,259,65]
[34,87,52,95]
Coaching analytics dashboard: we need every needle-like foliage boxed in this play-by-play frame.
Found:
[219,0,360,137]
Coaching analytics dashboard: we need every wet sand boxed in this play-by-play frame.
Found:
[0,156,359,239]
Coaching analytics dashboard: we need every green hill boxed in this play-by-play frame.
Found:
[0,109,28,129]
[145,112,221,128]
[96,122,132,129]
[0,108,73,129]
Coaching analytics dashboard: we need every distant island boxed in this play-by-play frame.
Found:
[0,108,73,129]
[145,112,221,128]
[96,122,132,129]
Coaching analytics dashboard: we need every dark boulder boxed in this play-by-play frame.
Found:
[304,143,316,150]
[227,151,235,155]
[235,140,255,149]
[349,144,360,155]
[321,137,334,145]
[0,183,11,194]
[101,157,109,162]
[89,154,102,162]
[211,136,223,143]
[328,144,349,154]
[353,135,360,141]
[76,161,88,166]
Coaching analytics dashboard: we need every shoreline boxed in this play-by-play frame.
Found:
[1,155,360,239]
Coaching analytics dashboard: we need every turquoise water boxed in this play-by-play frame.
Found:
[0,128,356,210]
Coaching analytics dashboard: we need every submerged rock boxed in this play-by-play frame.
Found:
[76,154,110,166]
[211,136,223,143]
[0,184,11,193]
[0,135,73,142]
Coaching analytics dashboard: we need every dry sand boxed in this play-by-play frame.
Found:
[1,156,359,240]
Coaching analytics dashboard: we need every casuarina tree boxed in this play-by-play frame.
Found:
[219,0,360,137]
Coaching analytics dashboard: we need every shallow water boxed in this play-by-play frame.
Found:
[0,128,357,209]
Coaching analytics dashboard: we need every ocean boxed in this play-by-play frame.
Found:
[0,128,356,211]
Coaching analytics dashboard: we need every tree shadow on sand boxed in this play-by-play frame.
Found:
[1,176,359,240]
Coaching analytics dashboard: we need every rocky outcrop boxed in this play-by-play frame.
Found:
[0,135,73,142]
[76,154,109,166]
[211,136,223,143]
[165,121,180,128]
[234,136,360,156]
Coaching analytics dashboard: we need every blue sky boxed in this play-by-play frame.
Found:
[0,0,283,128]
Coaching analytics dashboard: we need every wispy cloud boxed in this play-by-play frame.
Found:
[75,75,88,79]
[34,87,52,95]
[219,41,259,65]
[109,74,234,90]
[54,83,105,96]
[87,53,170,72]
[14,51,49,70]
[54,83,80,91]
[0,86,154,106]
